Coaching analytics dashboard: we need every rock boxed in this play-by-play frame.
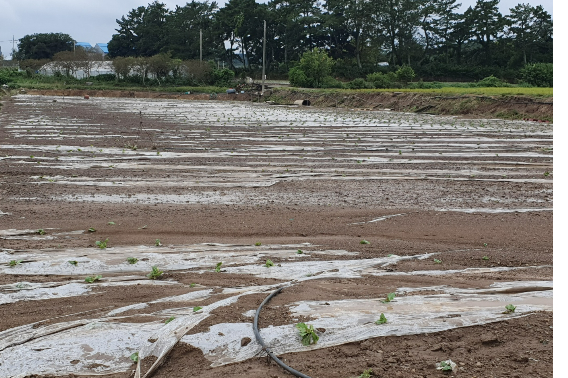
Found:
[241,337,252,347]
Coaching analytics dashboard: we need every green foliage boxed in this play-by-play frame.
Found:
[375,313,387,325]
[155,239,162,246]
[69,260,78,266]
[88,227,96,232]
[165,316,175,324]
[356,369,373,378]
[434,259,442,264]
[296,323,319,346]
[477,75,507,87]
[347,78,372,90]
[439,361,453,371]
[130,352,139,362]
[108,221,116,225]
[366,72,393,89]
[215,262,223,272]
[396,65,416,85]
[37,229,46,235]
[360,239,370,245]
[290,48,335,88]
[521,63,553,87]
[320,76,344,89]
[193,306,203,312]
[9,260,23,267]
[381,293,396,303]
[265,259,274,268]
[288,67,311,88]
[297,250,303,254]
[482,256,489,260]
[211,68,235,86]
[255,242,262,246]
[504,304,516,313]
[14,33,74,60]
[127,257,139,264]
[85,275,102,283]
[95,238,109,249]
[147,266,163,280]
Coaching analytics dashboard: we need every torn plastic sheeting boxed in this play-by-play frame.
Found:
[182,285,552,367]
[0,282,90,305]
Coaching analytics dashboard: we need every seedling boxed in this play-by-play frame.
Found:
[356,369,373,378]
[85,275,102,283]
[147,266,163,280]
[193,306,203,312]
[438,360,453,371]
[189,283,197,287]
[297,249,303,254]
[381,292,396,303]
[483,243,488,247]
[108,221,115,225]
[504,304,516,313]
[127,257,138,264]
[482,256,489,260]
[69,260,78,266]
[155,239,162,246]
[255,242,262,246]
[215,262,223,272]
[434,259,442,264]
[9,260,23,267]
[360,239,370,245]
[296,323,319,346]
[375,313,387,324]
[130,352,139,362]
[88,227,96,232]
[265,259,274,268]
[544,171,550,177]
[37,229,46,235]
[95,238,109,249]
[164,316,175,324]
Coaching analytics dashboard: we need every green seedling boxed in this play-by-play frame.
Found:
[255,242,262,246]
[127,257,138,264]
[296,323,319,346]
[387,254,393,257]
[155,239,162,246]
[483,243,488,247]
[438,361,453,371]
[95,238,109,249]
[434,259,442,264]
[37,229,46,235]
[381,292,396,303]
[9,260,23,267]
[69,260,78,266]
[108,221,115,225]
[265,259,274,268]
[147,266,163,280]
[88,227,96,232]
[482,256,490,260]
[85,275,102,283]
[189,283,197,287]
[504,304,516,313]
[193,306,203,312]
[164,316,175,324]
[360,239,370,245]
[215,262,223,272]
[356,369,373,378]
[375,313,387,325]
[130,352,139,362]
[297,249,303,254]
[544,171,550,176]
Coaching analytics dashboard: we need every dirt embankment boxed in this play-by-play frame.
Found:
[266,89,553,122]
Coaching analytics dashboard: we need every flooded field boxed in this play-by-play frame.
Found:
[0,95,553,378]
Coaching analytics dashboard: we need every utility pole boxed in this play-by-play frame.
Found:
[262,20,266,95]
[199,29,203,64]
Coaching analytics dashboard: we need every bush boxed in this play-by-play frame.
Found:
[477,75,508,87]
[521,63,553,87]
[407,80,444,89]
[396,65,415,85]
[366,72,393,89]
[347,78,373,89]
[211,68,235,86]
[289,48,334,88]
[320,76,344,88]
[288,67,312,88]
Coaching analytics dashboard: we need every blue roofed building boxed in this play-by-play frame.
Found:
[75,42,93,50]
[95,43,108,56]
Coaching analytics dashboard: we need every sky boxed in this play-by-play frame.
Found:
[0,0,554,59]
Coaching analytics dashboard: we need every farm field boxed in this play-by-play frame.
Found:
[0,95,553,378]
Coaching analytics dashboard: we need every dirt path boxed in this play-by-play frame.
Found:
[0,95,552,378]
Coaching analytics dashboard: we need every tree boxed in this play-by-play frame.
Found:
[112,57,136,80]
[466,0,505,65]
[14,33,74,60]
[508,4,553,65]
[289,47,334,87]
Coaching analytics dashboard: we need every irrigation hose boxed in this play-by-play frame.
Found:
[253,287,312,378]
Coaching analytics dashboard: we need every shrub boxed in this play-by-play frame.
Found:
[289,48,334,88]
[347,78,372,89]
[477,75,507,87]
[521,63,553,87]
[366,72,393,89]
[320,76,344,88]
[396,65,416,85]
[211,68,235,86]
[288,67,312,88]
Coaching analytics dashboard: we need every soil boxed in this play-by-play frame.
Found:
[0,94,552,378]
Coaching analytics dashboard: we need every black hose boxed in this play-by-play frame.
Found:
[253,287,312,378]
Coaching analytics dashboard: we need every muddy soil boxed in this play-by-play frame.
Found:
[0,95,552,378]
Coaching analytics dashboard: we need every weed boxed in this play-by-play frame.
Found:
[381,292,396,303]
[147,266,163,280]
[85,275,102,283]
[354,369,373,378]
[438,361,453,371]
[155,239,162,246]
[255,242,262,246]
[360,239,370,245]
[9,260,23,267]
[544,171,550,176]
[434,259,442,264]
[189,283,197,287]
[37,229,46,235]
[265,259,274,268]
[375,313,387,325]
[482,256,490,260]
[504,304,516,313]
[88,227,96,232]
[296,323,319,346]
[193,306,203,312]
[127,257,139,264]
[165,316,175,324]
[483,243,488,247]
[215,262,223,272]
[69,260,78,266]
[297,249,303,254]
[130,352,139,362]
[95,238,109,249]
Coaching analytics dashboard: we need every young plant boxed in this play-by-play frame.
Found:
[37,229,46,235]
[164,316,175,324]
[255,242,262,246]
[438,361,453,371]
[297,249,303,254]
[482,256,490,260]
[127,257,138,264]
[88,227,96,232]
[504,304,516,313]
[356,369,373,378]
[265,259,274,268]
[380,293,396,303]
[85,275,102,283]
[193,306,203,312]
[147,266,163,280]
[375,313,387,325]
[68,260,78,266]
[108,221,115,225]
[189,283,197,288]
[360,239,370,245]
[130,352,139,362]
[95,238,109,249]
[296,323,319,346]
[155,239,162,246]
[9,260,23,267]
[434,259,442,264]
[215,262,223,272]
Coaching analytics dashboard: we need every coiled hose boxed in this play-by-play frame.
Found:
[253,287,312,378]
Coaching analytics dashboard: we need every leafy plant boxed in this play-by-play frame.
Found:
[434,259,442,264]
[108,221,115,225]
[504,304,516,313]
[482,256,490,260]
[95,238,109,249]
[189,283,197,287]
[85,275,102,283]
[155,239,162,246]
[193,306,203,312]
[9,260,23,267]
[297,249,303,254]
[255,242,262,246]
[375,313,387,325]
[296,323,319,346]
[381,292,396,303]
[215,262,222,272]
[265,259,274,268]
[147,266,163,280]
[544,171,550,176]
[438,360,453,371]
[88,227,96,232]
[356,369,373,378]
[127,257,138,264]
[360,239,370,245]
[68,260,78,266]
[37,229,46,235]
[130,352,139,362]
[165,316,175,324]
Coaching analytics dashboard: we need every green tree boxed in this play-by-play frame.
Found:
[112,57,136,80]
[289,48,334,88]
[508,4,553,65]
[14,33,74,60]
[465,0,505,65]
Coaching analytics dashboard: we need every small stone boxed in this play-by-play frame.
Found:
[241,337,252,347]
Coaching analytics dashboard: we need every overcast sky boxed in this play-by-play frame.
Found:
[0,0,554,59]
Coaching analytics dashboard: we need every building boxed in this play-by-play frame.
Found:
[94,43,108,56]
